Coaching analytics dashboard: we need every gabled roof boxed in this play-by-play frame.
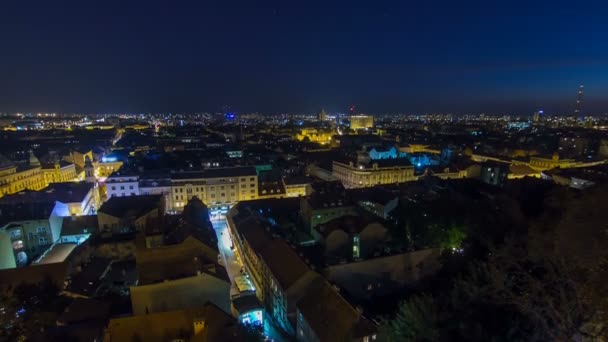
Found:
[260,239,311,292]
[298,281,377,341]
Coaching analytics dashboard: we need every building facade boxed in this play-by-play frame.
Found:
[349,115,374,130]
[104,167,258,213]
[0,164,46,198]
[41,161,78,184]
[332,160,416,189]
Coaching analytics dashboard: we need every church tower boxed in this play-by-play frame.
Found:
[84,156,96,183]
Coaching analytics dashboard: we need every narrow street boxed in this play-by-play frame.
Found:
[211,216,286,342]
[212,218,242,298]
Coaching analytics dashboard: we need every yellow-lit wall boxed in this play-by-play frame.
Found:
[332,161,416,188]
[0,166,46,198]
[42,164,78,184]
[295,128,334,144]
[350,115,374,130]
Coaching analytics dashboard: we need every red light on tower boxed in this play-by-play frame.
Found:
[349,105,356,115]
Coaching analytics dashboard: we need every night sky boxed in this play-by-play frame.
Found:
[1,0,607,114]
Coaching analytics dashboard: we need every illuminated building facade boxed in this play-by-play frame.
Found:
[295,128,334,144]
[349,115,374,130]
[283,176,313,197]
[0,201,65,269]
[41,161,78,184]
[332,159,416,189]
[0,162,46,198]
[104,167,258,212]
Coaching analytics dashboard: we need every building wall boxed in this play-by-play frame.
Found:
[295,128,334,144]
[1,219,55,267]
[284,184,310,197]
[332,161,416,189]
[63,187,98,216]
[106,175,140,198]
[296,311,320,342]
[0,166,46,198]
[350,115,374,130]
[94,161,124,179]
[0,231,17,270]
[169,174,258,212]
[42,164,78,184]
[300,199,357,232]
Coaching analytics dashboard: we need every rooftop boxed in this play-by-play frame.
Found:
[33,243,78,265]
[61,215,98,236]
[0,201,57,227]
[260,239,311,291]
[105,302,245,342]
[297,281,377,341]
[0,181,94,205]
[98,194,162,219]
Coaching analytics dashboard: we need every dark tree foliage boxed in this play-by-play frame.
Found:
[383,182,608,341]
[0,277,69,341]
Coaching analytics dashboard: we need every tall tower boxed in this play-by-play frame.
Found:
[574,85,584,120]
[318,109,326,122]
[84,156,96,183]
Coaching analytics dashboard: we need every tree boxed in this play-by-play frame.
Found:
[383,295,439,342]
[0,277,68,341]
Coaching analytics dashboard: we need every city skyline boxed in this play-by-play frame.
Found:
[1,1,608,114]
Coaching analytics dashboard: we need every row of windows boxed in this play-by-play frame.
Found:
[110,185,135,191]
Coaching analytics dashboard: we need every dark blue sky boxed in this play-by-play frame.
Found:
[1,0,607,114]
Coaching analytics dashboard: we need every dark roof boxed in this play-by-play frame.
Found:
[297,281,377,341]
[203,166,257,178]
[57,298,111,325]
[170,166,257,180]
[230,205,312,291]
[260,240,311,291]
[170,170,206,180]
[98,195,162,219]
[0,201,56,227]
[231,294,262,315]
[0,182,94,205]
[316,215,381,238]
[307,182,354,210]
[61,215,98,236]
[347,187,399,206]
[283,176,314,185]
[0,262,68,294]
[40,160,73,169]
[66,257,112,296]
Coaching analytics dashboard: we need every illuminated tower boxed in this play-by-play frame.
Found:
[574,85,584,120]
[318,109,326,122]
[84,156,96,183]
